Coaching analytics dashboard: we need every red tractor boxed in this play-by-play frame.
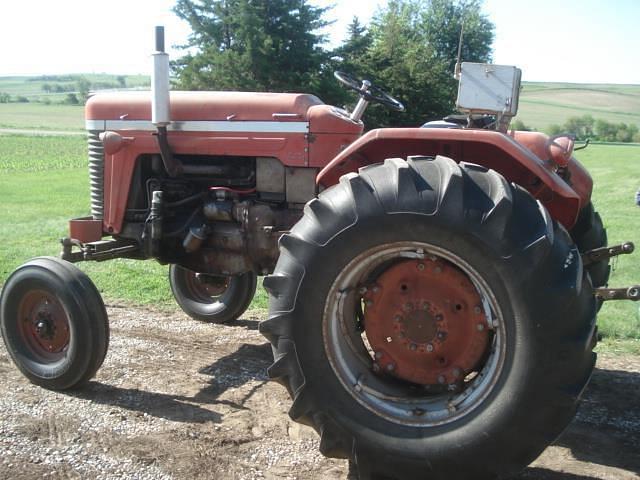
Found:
[1,28,638,479]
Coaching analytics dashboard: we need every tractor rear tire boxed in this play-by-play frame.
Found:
[571,202,610,289]
[169,265,257,323]
[261,156,596,480]
[0,257,109,390]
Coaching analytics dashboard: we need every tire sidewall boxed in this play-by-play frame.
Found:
[289,211,574,471]
[1,265,94,389]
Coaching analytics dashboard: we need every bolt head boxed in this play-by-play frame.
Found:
[386,363,395,372]
[426,343,434,352]
[409,343,417,351]
[417,263,425,271]
[372,286,380,293]
[474,306,482,314]
[435,314,444,322]
[477,323,485,331]
[437,375,446,384]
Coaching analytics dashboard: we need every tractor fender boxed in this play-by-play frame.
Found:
[316,128,591,228]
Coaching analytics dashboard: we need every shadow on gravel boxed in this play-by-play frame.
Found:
[515,468,600,479]
[226,318,260,330]
[513,366,640,479]
[70,342,272,424]
[557,367,640,474]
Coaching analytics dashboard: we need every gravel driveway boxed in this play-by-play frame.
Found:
[1,304,638,479]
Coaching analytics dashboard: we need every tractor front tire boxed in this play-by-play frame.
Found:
[169,265,257,323]
[261,156,596,480]
[0,257,109,390]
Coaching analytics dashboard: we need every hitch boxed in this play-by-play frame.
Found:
[582,241,634,266]
[595,286,640,302]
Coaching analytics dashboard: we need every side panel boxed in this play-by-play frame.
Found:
[101,130,309,234]
[317,128,590,228]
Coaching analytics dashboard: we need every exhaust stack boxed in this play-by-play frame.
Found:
[152,26,170,126]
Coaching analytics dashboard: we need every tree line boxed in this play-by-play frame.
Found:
[172,0,494,128]
[513,115,640,143]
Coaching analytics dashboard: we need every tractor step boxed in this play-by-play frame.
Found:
[582,241,634,266]
[594,285,640,302]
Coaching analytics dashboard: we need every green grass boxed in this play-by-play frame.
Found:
[576,144,640,340]
[0,103,84,131]
[0,134,267,309]
[0,136,636,339]
[516,82,640,131]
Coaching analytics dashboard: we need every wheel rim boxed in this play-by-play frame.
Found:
[17,289,70,362]
[322,242,506,427]
[182,271,231,304]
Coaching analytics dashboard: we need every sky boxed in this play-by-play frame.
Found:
[0,0,638,84]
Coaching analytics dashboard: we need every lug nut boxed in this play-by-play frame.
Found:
[435,314,444,321]
[372,286,380,293]
[477,323,485,331]
[437,331,447,340]
[437,375,446,384]
[474,306,482,314]
[386,363,395,372]
[409,343,417,351]
[452,368,462,378]
[426,343,434,352]
[417,263,425,271]
[359,286,367,294]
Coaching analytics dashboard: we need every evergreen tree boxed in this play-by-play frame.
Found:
[173,0,330,92]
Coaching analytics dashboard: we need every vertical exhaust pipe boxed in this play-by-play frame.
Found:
[151,26,181,177]
[152,26,170,126]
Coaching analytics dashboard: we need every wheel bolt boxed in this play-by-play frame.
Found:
[386,363,395,372]
[437,331,447,340]
[477,323,485,331]
[474,306,482,314]
[409,343,417,351]
[359,286,367,294]
[437,375,446,384]
[372,286,380,293]
[426,343,434,352]
[435,314,444,321]
[417,263,425,271]
[452,368,462,378]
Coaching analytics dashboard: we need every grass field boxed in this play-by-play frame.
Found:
[0,74,150,103]
[0,103,85,131]
[0,133,638,349]
[516,82,640,131]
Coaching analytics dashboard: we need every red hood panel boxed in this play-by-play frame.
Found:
[85,91,324,122]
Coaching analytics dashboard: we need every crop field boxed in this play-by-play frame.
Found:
[0,133,638,351]
[516,82,640,131]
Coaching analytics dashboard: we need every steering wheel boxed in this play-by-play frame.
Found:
[334,71,405,112]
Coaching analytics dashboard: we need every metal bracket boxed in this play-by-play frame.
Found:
[582,241,634,266]
[594,286,640,302]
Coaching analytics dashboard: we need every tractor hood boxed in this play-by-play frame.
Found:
[85,91,362,135]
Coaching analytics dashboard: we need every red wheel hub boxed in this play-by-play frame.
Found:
[18,290,70,359]
[363,258,490,385]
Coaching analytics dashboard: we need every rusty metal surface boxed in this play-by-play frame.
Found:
[363,258,490,386]
[18,290,70,360]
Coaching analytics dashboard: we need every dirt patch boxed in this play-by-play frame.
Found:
[0,304,638,479]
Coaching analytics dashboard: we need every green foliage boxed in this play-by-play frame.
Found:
[510,119,533,131]
[173,0,330,92]
[347,0,493,128]
[544,115,640,142]
[0,92,11,103]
